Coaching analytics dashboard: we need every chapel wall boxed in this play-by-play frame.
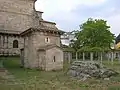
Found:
[32,31,61,48]
[45,47,63,71]
[23,33,39,68]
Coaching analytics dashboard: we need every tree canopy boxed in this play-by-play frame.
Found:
[70,18,115,52]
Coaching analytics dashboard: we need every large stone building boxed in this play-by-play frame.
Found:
[0,0,38,55]
[0,0,64,71]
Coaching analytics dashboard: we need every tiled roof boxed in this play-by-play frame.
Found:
[116,34,120,44]
[20,27,64,36]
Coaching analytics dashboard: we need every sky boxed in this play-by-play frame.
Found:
[35,0,120,36]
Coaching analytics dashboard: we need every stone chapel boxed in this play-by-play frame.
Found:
[0,0,64,71]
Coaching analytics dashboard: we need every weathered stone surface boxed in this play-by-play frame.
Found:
[0,0,35,56]
[22,29,63,71]
[0,35,24,55]
[0,0,36,31]
[0,0,64,71]
[67,61,119,81]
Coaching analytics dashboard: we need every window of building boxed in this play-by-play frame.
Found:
[46,37,49,42]
[116,53,118,58]
[13,40,18,48]
[0,36,2,47]
[53,56,56,62]
[45,37,50,43]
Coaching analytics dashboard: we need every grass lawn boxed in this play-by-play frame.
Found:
[0,57,120,90]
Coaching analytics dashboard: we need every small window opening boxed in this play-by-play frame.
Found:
[116,53,118,58]
[45,37,50,43]
[46,37,49,42]
[53,56,56,62]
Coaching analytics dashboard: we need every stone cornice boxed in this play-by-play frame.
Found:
[20,28,64,36]
[17,0,36,1]
[0,29,21,35]
[0,10,33,16]
[40,20,56,25]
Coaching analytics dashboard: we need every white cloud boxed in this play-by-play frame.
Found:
[88,14,120,36]
[94,7,120,36]
[35,0,107,14]
[107,14,120,36]
[35,0,120,36]
[35,0,106,27]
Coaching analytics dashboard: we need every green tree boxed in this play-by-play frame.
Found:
[71,18,114,61]
[79,18,114,49]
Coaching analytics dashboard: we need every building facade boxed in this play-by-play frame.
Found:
[0,0,38,56]
[20,27,63,71]
[0,0,38,31]
[0,0,64,71]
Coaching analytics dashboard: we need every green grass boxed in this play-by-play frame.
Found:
[0,57,120,90]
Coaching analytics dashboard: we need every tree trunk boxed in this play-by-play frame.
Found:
[76,52,78,61]
[83,52,85,61]
[90,52,93,61]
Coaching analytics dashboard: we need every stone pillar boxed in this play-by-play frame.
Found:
[111,52,114,65]
[90,52,93,61]
[83,52,85,61]
[107,52,110,64]
[1,35,3,48]
[76,52,78,61]
[68,52,71,63]
[118,52,120,64]
[2,35,5,55]
[0,35,1,48]
[97,52,99,61]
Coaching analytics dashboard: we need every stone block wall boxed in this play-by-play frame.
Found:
[45,47,63,71]
[32,31,61,48]
[0,34,24,56]
[23,33,39,68]
[0,0,36,31]
[23,31,63,70]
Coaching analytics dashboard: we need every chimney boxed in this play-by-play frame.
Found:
[36,11,43,20]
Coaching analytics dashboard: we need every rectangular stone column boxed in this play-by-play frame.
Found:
[83,52,85,61]
[90,52,93,61]
[111,52,114,65]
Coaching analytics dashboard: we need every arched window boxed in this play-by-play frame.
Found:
[13,40,18,48]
